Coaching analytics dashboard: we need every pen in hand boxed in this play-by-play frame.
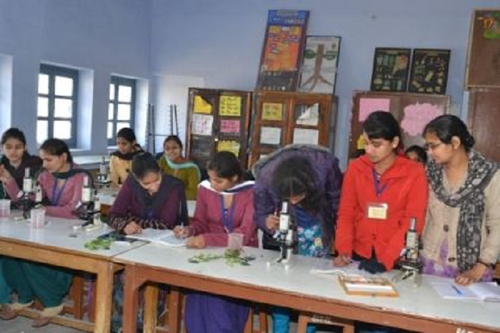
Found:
[452,285,463,296]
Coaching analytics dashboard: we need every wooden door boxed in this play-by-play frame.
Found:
[467,87,500,162]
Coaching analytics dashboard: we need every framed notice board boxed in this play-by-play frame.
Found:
[370,48,411,92]
[466,9,500,87]
[186,88,252,169]
[248,91,337,167]
[256,10,309,92]
[408,49,451,95]
[349,91,450,158]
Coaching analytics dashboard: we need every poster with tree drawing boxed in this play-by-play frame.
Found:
[299,36,341,94]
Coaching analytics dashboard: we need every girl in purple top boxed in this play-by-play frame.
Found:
[174,151,257,333]
[108,152,187,233]
[108,152,187,332]
[0,138,85,327]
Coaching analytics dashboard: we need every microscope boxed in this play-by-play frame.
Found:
[17,168,43,219]
[274,201,297,264]
[394,217,423,285]
[74,175,102,231]
[94,156,111,188]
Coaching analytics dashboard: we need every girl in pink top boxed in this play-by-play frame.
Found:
[0,139,85,327]
[174,151,256,333]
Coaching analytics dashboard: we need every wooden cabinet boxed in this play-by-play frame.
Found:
[248,91,337,168]
[467,87,500,162]
[349,91,450,158]
[185,88,252,169]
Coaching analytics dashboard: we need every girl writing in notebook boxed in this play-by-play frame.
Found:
[421,115,500,285]
[108,152,187,332]
[174,151,256,333]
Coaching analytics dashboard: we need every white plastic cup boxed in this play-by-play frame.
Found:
[30,208,46,229]
[227,233,244,251]
[0,199,11,218]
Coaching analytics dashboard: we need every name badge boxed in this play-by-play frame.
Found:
[367,203,388,220]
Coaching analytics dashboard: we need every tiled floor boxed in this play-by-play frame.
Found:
[0,316,84,333]
[0,314,342,332]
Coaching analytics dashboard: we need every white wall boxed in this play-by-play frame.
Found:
[149,0,500,167]
[1,0,499,166]
[0,0,151,156]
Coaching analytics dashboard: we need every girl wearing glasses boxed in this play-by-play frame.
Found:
[422,115,500,285]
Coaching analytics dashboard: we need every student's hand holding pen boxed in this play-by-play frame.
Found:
[265,211,280,231]
[124,221,143,235]
[174,225,192,239]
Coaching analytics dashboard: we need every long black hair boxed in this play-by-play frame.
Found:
[116,127,137,143]
[405,145,428,164]
[1,128,27,146]
[131,152,160,179]
[207,151,242,181]
[39,138,73,163]
[163,135,183,150]
[363,111,401,150]
[271,156,322,213]
[423,115,475,152]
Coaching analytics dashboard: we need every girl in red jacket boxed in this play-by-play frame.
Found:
[334,111,428,273]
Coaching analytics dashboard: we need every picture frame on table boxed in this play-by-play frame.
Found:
[408,49,451,94]
[370,48,411,92]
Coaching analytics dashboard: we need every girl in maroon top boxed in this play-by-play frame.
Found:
[107,152,187,332]
[174,151,256,333]
[108,152,187,233]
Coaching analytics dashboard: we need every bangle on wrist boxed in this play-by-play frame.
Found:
[477,259,493,269]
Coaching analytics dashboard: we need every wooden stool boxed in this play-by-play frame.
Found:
[64,275,85,319]
[244,305,269,333]
[297,313,354,333]
[157,287,185,333]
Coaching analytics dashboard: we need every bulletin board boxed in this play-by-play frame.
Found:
[256,10,309,92]
[349,91,450,157]
[186,88,252,169]
[248,91,337,167]
[466,9,500,88]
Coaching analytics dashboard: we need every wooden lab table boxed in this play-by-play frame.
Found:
[115,246,500,333]
[0,214,143,332]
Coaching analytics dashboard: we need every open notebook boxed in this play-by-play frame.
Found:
[430,281,500,302]
[126,228,186,247]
